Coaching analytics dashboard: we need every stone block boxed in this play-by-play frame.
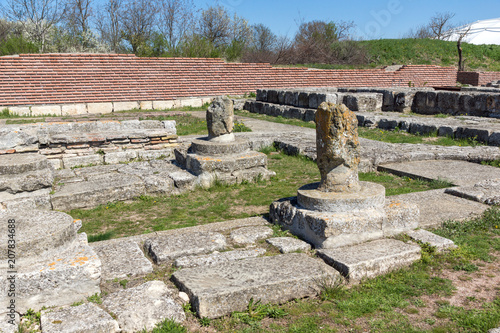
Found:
[180,98,203,108]
[113,101,139,112]
[162,120,177,134]
[256,89,267,102]
[144,232,227,264]
[31,104,61,116]
[137,149,174,160]
[0,313,19,333]
[168,171,197,190]
[143,173,175,195]
[409,123,437,135]
[343,93,382,112]
[455,127,490,144]
[437,126,456,138]
[171,253,338,318]
[91,240,153,280]
[317,239,421,282]
[446,179,500,206]
[266,237,311,253]
[102,281,185,332]
[153,100,176,110]
[437,92,460,114]
[405,229,457,252]
[230,226,273,244]
[61,104,87,116]
[40,303,120,333]
[284,91,298,106]
[0,153,51,175]
[87,102,113,114]
[0,170,54,194]
[51,173,146,210]
[104,151,138,164]
[378,119,399,131]
[140,101,153,110]
[174,248,266,268]
[297,92,310,108]
[6,106,30,116]
[62,155,103,169]
[267,90,279,104]
[185,151,267,176]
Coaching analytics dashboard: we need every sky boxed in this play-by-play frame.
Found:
[191,0,500,40]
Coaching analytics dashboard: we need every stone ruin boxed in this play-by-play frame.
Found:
[175,96,275,187]
[270,102,419,249]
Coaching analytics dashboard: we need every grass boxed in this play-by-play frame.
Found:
[74,148,452,240]
[139,114,208,136]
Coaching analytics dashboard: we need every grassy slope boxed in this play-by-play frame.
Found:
[300,39,500,72]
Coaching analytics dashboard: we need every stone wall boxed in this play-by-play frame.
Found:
[0,120,178,168]
[0,54,464,114]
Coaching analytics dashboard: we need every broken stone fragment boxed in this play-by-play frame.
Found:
[315,102,360,192]
[206,96,234,140]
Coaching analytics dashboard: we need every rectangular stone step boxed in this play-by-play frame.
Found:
[171,253,339,318]
[378,160,500,187]
[317,239,421,283]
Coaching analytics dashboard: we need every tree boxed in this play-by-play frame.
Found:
[456,24,472,71]
[95,0,123,53]
[251,23,276,52]
[120,0,159,53]
[428,12,455,40]
[3,0,66,52]
[63,0,93,48]
[158,0,196,48]
[198,5,231,47]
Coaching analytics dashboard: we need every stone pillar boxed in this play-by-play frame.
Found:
[206,97,235,142]
[315,102,360,192]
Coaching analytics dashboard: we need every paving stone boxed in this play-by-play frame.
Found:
[72,164,120,178]
[266,237,312,253]
[144,232,227,264]
[51,173,145,211]
[40,303,119,333]
[0,153,50,175]
[230,226,273,244]
[171,253,338,318]
[174,248,266,268]
[102,281,185,332]
[392,189,488,228]
[103,151,138,164]
[90,240,153,280]
[62,155,103,169]
[405,229,457,252]
[378,160,500,186]
[446,178,500,205]
[317,239,421,282]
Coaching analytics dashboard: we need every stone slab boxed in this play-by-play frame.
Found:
[61,104,87,116]
[405,229,457,252]
[87,102,113,114]
[266,237,312,253]
[31,105,61,116]
[62,155,104,169]
[103,151,138,164]
[185,151,267,176]
[0,188,52,210]
[0,153,51,175]
[40,303,119,333]
[171,253,339,318]
[317,239,421,282]
[391,189,488,228]
[191,138,250,156]
[174,248,266,268]
[144,232,227,264]
[445,178,500,205]
[0,169,54,194]
[102,281,185,332]
[378,160,500,186]
[113,101,139,112]
[0,313,19,333]
[229,226,273,244]
[0,234,101,313]
[90,240,153,280]
[51,173,146,211]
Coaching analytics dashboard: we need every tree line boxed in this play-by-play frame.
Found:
[0,1,470,68]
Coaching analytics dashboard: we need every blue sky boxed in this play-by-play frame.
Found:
[193,0,500,40]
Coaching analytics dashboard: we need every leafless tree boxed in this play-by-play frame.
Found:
[404,24,433,39]
[456,24,472,71]
[251,24,276,52]
[3,0,66,52]
[95,0,123,52]
[158,0,196,48]
[428,12,456,40]
[120,0,159,53]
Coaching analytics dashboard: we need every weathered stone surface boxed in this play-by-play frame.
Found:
[143,173,175,195]
[51,173,145,211]
[266,237,311,253]
[144,232,227,264]
[446,178,500,205]
[185,151,267,175]
[230,226,273,244]
[168,170,197,190]
[0,234,101,313]
[317,239,421,282]
[489,328,500,333]
[61,103,87,116]
[90,240,153,280]
[103,151,138,164]
[270,198,417,249]
[87,102,113,114]
[0,153,50,175]
[0,188,52,211]
[171,253,339,318]
[315,103,360,192]
[40,303,119,333]
[62,155,103,169]
[174,248,266,268]
[191,138,249,156]
[114,101,139,112]
[379,160,500,187]
[392,189,488,228]
[102,281,185,332]
[405,229,457,252]
[0,127,38,150]
[0,209,78,260]
[207,97,234,139]
[31,104,61,116]
[0,313,19,333]
[297,181,385,212]
[0,169,54,194]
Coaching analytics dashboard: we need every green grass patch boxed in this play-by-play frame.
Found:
[139,114,208,136]
[73,150,453,240]
[235,110,316,129]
